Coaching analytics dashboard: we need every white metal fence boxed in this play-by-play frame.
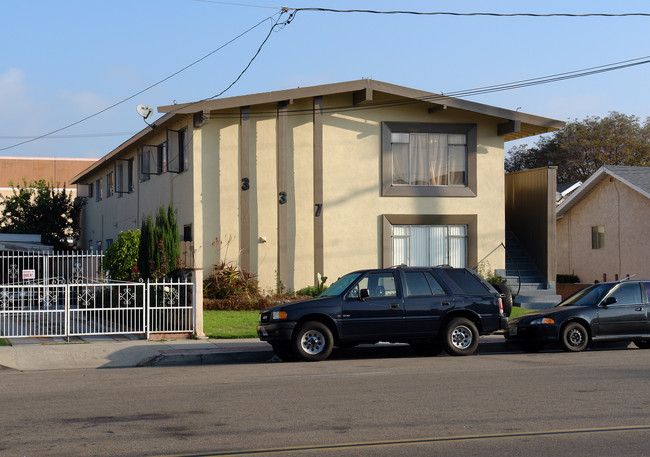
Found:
[0,251,194,338]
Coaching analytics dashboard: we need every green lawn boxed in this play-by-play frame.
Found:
[0,338,10,346]
[203,310,260,339]
[509,306,534,318]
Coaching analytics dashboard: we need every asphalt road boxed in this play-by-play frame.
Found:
[2,346,649,457]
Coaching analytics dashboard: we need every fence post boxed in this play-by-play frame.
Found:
[64,284,70,340]
[192,269,205,338]
[145,279,150,339]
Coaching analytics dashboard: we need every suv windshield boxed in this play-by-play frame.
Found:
[559,283,611,307]
[319,272,362,297]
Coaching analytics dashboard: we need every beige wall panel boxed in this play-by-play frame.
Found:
[219,122,241,267]
[253,116,279,291]
[288,100,315,290]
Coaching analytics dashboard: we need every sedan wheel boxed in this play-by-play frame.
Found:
[293,321,333,361]
[560,322,589,352]
[443,317,479,356]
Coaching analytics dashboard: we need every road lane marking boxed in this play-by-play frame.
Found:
[155,424,650,456]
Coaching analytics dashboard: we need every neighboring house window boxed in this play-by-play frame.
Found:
[382,122,477,197]
[392,224,468,268]
[382,215,477,269]
[106,172,114,197]
[183,224,192,242]
[88,183,94,198]
[591,226,605,249]
[95,178,103,201]
[106,239,113,248]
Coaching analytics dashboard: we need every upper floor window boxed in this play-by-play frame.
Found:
[391,132,467,186]
[167,128,189,173]
[95,178,103,201]
[382,122,477,197]
[106,171,114,197]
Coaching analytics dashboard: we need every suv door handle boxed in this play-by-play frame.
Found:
[442,302,450,306]
[636,307,644,311]
[390,303,400,309]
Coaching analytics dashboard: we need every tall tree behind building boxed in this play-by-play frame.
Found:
[506,112,650,183]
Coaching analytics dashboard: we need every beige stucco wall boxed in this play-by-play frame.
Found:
[79,93,508,292]
[556,177,650,282]
[79,116,194,251]
[195,93,506,291]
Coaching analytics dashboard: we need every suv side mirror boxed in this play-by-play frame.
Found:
[602,296,617,307]
[359,289,370,301]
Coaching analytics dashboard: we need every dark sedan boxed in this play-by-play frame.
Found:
[506,280,650,352]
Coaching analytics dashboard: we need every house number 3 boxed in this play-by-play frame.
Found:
[241,177,250,191]
[279,192,287,205]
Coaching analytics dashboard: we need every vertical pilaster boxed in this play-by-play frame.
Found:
[277,101,289,291]
[240,106,251,272]
[313,96,324,284]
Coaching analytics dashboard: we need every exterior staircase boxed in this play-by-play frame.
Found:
[496,227,562,309]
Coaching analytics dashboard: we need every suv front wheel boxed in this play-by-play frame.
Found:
[293,321,334,361]
[443,317,479,356]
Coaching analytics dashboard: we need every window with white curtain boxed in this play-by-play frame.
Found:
[382,122,477,197]
[392,225,468,268]
[391,132,467,187]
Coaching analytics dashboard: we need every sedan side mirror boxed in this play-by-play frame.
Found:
[602,296,617,307]
[359,288,370,301]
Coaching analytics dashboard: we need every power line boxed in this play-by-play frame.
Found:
[291,7,650,18]
[195,55,650,120]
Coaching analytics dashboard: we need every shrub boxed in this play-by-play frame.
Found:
[557,274,580,283]
[103,230,140,281]
[204,261,260,301]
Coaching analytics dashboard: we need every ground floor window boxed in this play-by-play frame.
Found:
[391,224,468,267]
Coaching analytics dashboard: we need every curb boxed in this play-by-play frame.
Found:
[140,349,275,367]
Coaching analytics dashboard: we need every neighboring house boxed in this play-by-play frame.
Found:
[0,156,97,196]
[556,165,650,283]
[71,79,563,291]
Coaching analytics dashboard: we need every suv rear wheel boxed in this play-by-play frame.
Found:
[293,321,334,361]
[442,317,479,356]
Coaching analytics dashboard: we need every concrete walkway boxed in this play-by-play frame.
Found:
[0,334,517,371]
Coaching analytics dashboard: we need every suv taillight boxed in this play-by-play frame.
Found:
[498,297,503,313]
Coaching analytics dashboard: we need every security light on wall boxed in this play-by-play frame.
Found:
[136,104,155,128]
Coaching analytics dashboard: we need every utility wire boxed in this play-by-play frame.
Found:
[0,14,280,152]
[291,7,650,18]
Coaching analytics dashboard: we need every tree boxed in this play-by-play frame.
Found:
[505,112,650,183]
[0,179,83,250]
[103,230,140,281]
[137,204,180,279]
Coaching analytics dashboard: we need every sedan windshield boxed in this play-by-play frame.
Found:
[559,284,611,307]
[319,272,362,297]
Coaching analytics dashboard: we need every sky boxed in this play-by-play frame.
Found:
[2,0,649,159]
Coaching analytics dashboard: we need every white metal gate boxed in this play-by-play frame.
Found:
[0,251,194,338]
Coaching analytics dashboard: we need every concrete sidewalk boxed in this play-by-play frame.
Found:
[0,334,515,371]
